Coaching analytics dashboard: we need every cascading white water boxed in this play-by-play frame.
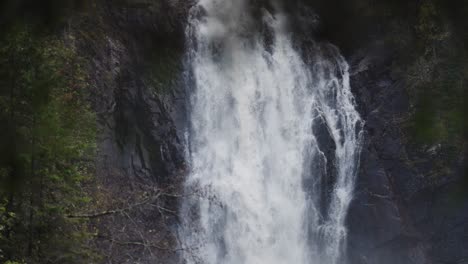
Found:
[180,0,363,263]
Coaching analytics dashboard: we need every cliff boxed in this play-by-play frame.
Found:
[73,1,189,262]
[76,1,468,263]
[348,43,468,264]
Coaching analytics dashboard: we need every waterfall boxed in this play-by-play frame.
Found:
[180,0,363,263]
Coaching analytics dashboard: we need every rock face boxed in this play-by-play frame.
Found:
[87,1,189,184]
[80,1,467,263]
[347,43,468,264]
[75,2,190,263]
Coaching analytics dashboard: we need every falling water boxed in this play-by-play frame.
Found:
[180,0,363,263]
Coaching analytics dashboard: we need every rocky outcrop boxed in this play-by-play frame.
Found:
[71,1,467,263]
[347,43,468,264]
[73,1,190,262]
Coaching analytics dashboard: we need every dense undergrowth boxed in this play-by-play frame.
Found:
[0,1,98,263]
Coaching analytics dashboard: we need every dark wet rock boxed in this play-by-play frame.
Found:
[72,1,190,263]
[347,42,468,264]
[72,1,468,263]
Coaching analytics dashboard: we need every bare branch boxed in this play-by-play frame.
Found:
[67,191,162,218]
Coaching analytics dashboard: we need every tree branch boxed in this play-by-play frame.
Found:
[67,194,157,219]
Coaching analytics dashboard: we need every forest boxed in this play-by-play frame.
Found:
[0,0,467,263]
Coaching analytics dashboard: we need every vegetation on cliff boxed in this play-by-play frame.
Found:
[308,0,467,144]
[305,0,467,189]
[0,0,467,263]
[1,1,186,263]
[0,1,98,262]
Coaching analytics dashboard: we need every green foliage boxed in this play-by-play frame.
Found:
[0,24,97,263]
[416,1,449,43]
[305,0,467,187]
[406,1,467,146]
[343,0,468,146]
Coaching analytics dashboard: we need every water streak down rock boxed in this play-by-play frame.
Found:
[180,1,364,263]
